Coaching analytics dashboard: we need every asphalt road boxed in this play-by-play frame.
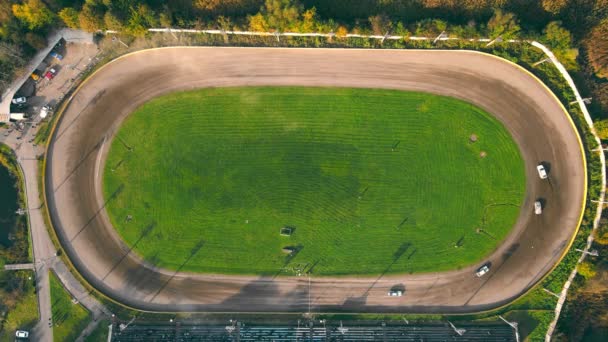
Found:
[45,48,585,313]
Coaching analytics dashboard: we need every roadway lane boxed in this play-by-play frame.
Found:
[45,48,585,313]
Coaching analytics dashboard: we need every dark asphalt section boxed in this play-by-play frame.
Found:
[45,48,585,313]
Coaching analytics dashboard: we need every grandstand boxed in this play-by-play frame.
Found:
[111,321,516,341]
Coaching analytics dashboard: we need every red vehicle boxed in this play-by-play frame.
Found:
[44,68,57,80]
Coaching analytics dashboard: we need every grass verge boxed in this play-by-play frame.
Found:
[0,270,38,341]
[49,271,91,342]
[84,320,110,342]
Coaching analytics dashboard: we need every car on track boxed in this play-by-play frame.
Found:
[15,330,29,338]
[44,68,57,80]
[388,290,403,297]
[537,164,548,179]
[11,97,26,104]
[534,200,543,215]
[475,264,490,277]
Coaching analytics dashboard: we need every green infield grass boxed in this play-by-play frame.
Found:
[103,87,525,276]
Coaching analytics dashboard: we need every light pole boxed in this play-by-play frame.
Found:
[337,321,348,335]
[448,321,466,336]
[118,317,135,331]
[485,35,503,47]
[225,319,236,334]
[433,31,448,44]
[499,315,520,342]
[543,288,560,299]
[570,98,592,105]
[533,57,551,66]
[575,248,599,257]
[111,36,129,48]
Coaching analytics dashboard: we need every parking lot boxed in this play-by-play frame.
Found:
[1,40,99,149]
[11,41,99,117]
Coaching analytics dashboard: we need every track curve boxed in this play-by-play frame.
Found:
[45,47,585,313]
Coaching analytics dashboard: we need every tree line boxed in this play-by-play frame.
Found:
[0,1,606,115]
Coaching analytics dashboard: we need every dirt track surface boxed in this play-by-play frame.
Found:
[45,47,585,313]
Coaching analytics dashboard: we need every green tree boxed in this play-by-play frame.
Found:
[159,6,173,28]
[300,7,317,32]
[487,9,520,39]
[541,0,569,15]
[24,31,45,49]
[594,118,608,140]
[586,19,608,78]
[543,21,578,68]
[58,7,79,29]
[578,261,597,279]
[595,218,608,245]
[104,11,124,31]
[12,0,55,30]
[261,0,302,32]
[126,4,156,37]
[543,21,572,51]
[248,12,268,31]
[369,14,392,35]
[79,3,105,32]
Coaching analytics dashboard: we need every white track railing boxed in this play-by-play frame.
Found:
[145,27,522,43]
[531,41,606,342]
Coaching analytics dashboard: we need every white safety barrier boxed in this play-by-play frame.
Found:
[530,41,606,342]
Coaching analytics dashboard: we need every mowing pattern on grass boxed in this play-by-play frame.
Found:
[103,87,525,276]
[49,272,91,342]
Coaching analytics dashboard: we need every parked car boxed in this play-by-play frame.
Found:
[15,330,29,338]
[475,264,490,277]
[44,68,57,80]
[50,51,63,60]
[534,200,543,215]
[31,71,40,81]
[11,97,26,104]
[537,164,548,179]
[388,290,403,297]
[40,106,51,119]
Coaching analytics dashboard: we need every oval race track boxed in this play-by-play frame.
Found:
[45,48,585,313]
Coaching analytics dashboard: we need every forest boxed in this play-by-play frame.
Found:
[0,1,605,120]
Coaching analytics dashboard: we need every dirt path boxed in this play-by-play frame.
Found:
[45,48,585,313]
